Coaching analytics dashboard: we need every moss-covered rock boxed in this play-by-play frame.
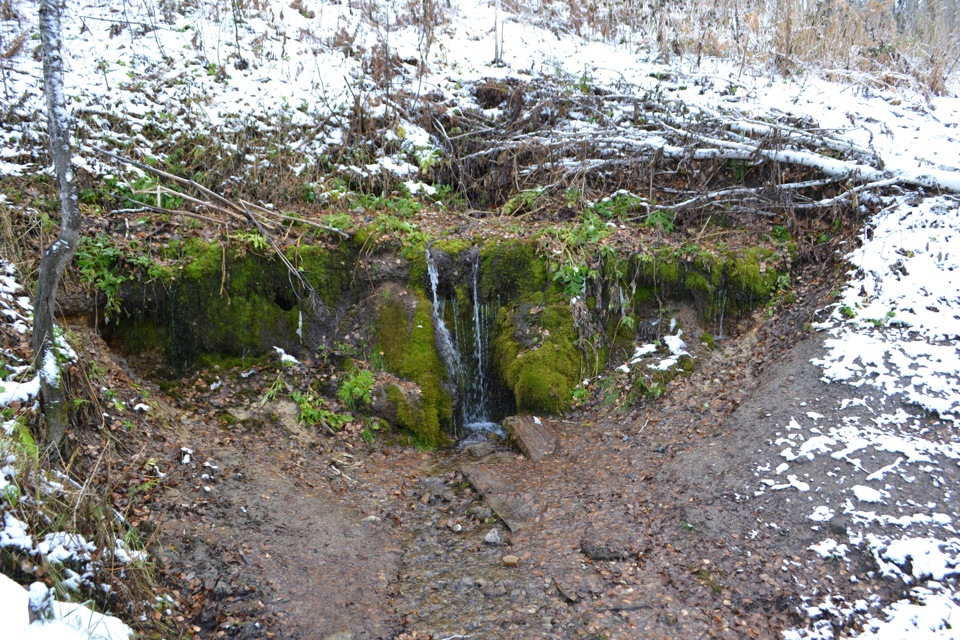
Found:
[375,286,453,447]
[286,243,356,306]
[626,244,788,324]
[110,240,302,374]
[493,296,582,415]
[479,240,548,301]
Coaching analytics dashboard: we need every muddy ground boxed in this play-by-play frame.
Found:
[73,267,945,640]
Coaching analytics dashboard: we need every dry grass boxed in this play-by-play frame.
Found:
[513,0,958,93]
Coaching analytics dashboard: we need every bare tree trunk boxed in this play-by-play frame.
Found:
[34,0,82,452]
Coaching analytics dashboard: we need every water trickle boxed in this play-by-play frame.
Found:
[426,248,463,383]
[425,248,504,442]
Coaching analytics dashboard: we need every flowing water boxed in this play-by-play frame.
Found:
[426,248,504,442]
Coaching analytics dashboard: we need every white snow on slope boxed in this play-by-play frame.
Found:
[771,195,960,639]
[0,573,132,640]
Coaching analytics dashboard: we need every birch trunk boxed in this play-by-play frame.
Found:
[34,0,81,451]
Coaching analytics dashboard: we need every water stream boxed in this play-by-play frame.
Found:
[426,248,504,442]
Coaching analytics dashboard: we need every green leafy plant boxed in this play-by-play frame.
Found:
[229,230,270,252]
[338,369,374,410]
[643,209,675,235]
[260,372,287,405]
[770,225,791,244]
[75,234,127,320]
[291,390,353,431]
[360,419,383,444]
[502,186,544,216]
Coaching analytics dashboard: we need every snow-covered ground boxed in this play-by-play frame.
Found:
[762,195,960,638]
[2,0,959,637]
[0,572,132,640]
[2,260,143,638]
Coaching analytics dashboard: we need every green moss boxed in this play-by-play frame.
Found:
[179,238,223,280]
[351,226,372,249]
[111,239,303,373]
[699,331,716,349]
[115,317,168,354]
[433,237,473,255]
[627,244,788,322]
[407,251,428,290]
[376,290,452,446]
[479,240,548,301]
[287,243,356,305]
[493,297,582,415]
[728,247,779,297]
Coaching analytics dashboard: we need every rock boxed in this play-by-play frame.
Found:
[554,579,580,603]
[370,381,422,429]
[580,528,630,561]
[828,517,849,536]
[484,528,504,546]
[323,633,354,640]
[463,441,496,458]
[461,463,535,532]
[467,501,493,520]
[502,554,520,567]
[502,415,559,461]
[482,580,508,598]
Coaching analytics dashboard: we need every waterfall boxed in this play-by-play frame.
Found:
[425,248,503,442]
[468,257,488,422]
[426,249,463,384]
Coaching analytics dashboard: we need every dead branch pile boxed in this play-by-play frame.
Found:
[432,76,957,217]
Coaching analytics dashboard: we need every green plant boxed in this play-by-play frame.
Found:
[322,213,352,230]
[502,186,544,216]
[571,387,590,404]
[229,230,270,252]
[552,262,589,298]
[371,214,427,257]
[291,390,353,431]
[643,209,675,235]
[770,225,791,244]
[75,234,127,320]
[549,211,611,298]
[338,369,374,410]
[260,372,287,405]
[360,419,382,444]
[587,193,644,220]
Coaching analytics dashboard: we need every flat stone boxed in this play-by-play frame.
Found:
[502,555,520,567]
[461,463,535,532]
[463,441,496,458]
[503,415,559,461]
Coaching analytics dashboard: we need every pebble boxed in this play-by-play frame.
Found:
[484,528,503,546]
[828,517,849,536]
[502,554,520,567]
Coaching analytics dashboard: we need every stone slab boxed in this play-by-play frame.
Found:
[461,463,534,532]
[502,415,559,461]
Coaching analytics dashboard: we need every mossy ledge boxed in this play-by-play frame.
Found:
[493,295,583,416]
[375,286,453,447]
[632,245,788,322]
[98,233,790,438]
